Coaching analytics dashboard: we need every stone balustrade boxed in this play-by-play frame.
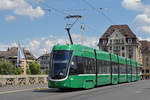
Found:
[0,75,48,87]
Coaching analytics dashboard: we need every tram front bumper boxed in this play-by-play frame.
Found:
[48,80,70,88]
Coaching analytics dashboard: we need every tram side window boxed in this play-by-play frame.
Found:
[102,61,106,74]
[90,58,95,73]
[137,67,140,74]
[123,64,127,74]
[119,64,122,74]
[69,56,84,75]
[135,67,137,74]
[70,56,96,75]
[132,66,136,74]
[119,64,123,74]
[97,60,110,74]
[112,62,118,74]
[128,65,131,74]
[70,56,78,75]
[97,60,101,74]
[83,57,95,74]
[132,66,134,74]
[120,64,126,74]
[77,56,84,74]
[105,61,110,74]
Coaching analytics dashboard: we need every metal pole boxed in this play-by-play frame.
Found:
[65,27,73,45]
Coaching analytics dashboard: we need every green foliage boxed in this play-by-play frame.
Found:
[26,69,31,75]
[0,60,16,75]
[44,69,49,74]
[0,60,41,75]
[15,67,23,75]
[29,61,41,75]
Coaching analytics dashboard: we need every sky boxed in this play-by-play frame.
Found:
[0,0,150,57]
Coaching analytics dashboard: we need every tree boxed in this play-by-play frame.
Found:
[0,60,16,75]
[15,67,23,75]
[29,61,41,75]
[26,69,31,75]
[44,69,49,74]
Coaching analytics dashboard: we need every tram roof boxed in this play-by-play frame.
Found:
[52,44,93,51]
[52,44,139,66]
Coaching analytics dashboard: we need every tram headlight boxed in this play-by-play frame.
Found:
[71,61,74,65]
[64,83,66,86]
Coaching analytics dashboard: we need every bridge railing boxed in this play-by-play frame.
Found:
[0,75,48,87]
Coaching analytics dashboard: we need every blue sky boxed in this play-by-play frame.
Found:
[0,0,150,57]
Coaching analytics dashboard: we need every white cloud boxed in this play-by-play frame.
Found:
[0,34,99,57]
[0,44,10,51]
[134,14,150,33]
[5,15,16,22]
[122,0,144,11]
[138,37,150,41]
[0,42,17,51]
[0,0,45,19]
[134,14,150,25]
[0,0,15,10]
[122,0,150,34]
[136,25,150,34]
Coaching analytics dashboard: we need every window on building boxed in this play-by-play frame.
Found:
[113,40,116,44]
[110,40,112,44]
[103,40,107,44]
[121,39,124,43]
[122,53,125,57]
[116,40,118,43]
[128,47,133,59]
[118,46,120,50]
[110,47,112,50]
[114,39,120,44]
[114,46,120,51]
[122,47,125,50]
[128,39,132,43]
[129,54,132,59]
[103,47,108,52]
[142,69,144,73]
[128,47,133,51]
[146,57,149,62]
[146,69,149,73]
[117,53,120,56]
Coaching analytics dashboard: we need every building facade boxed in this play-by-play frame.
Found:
[0,47,36,75]
[37,53,50,73]
[140,40,150,79]
[98,25,142,65]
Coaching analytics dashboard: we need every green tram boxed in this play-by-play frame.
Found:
[48,44,140,89]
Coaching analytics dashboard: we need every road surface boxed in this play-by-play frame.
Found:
[0,80,150,100]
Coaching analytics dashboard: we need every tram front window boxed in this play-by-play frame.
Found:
[50,50,72,79]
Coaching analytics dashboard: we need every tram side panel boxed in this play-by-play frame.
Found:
[127,59,132,82]
[110,54,119,85]
[118,56,127,83]
[69,50,96,89]
[95,50,111,86]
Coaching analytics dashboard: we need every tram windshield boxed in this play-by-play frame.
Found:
[50,50,72,79]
